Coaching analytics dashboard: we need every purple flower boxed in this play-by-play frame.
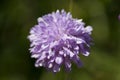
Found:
[119,14,120,21]
[28,10,93,72]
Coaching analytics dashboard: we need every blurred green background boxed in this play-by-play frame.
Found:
[0,0,120,80]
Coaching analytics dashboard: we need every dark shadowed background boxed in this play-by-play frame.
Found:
[0,0,120,80]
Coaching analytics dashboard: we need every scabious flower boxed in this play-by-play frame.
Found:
[28,10,93,72]
[119,14,120,21]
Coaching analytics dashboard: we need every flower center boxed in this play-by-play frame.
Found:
[55,27,65,41]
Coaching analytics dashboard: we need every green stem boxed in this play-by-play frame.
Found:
[69,0,73,13]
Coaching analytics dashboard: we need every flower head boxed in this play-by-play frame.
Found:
[28,10,93,72]
[119,14,120,21]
